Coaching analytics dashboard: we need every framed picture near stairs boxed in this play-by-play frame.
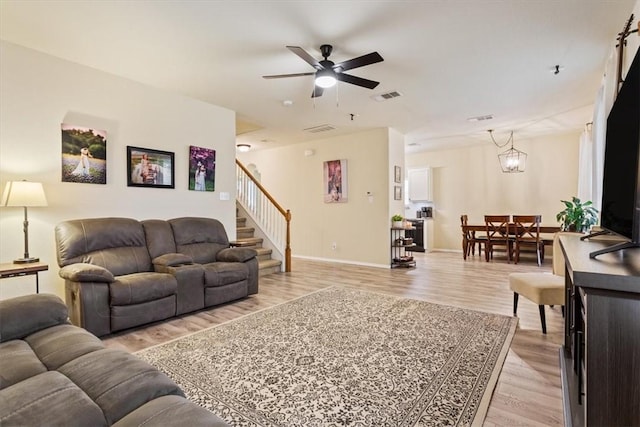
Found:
[189,145,216,191]
[324,159,348,203]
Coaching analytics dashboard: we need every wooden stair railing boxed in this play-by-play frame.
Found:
[236,159,291,272]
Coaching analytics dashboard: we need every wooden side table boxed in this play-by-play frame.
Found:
[0,262,49,294]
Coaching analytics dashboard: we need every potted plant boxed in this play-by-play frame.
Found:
[391,214,404,228]
[556,196,599,232]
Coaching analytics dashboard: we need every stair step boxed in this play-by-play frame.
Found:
[259,259,282,276]
[254,247,272,261]
[232,237,263,248]
[235,214,281,276]
[236,226,255,239]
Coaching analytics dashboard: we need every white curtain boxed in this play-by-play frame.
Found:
[577,124,593,203]
[579,47,620,213]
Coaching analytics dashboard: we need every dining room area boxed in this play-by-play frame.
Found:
[460,214,561,265]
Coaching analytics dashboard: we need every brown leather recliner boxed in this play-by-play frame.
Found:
[55,217,258,337]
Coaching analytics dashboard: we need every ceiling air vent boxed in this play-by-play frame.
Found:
[467,114,494,122]
[304,124,336,133]
[372,91,402,102]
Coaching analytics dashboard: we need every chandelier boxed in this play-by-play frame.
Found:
[488,130,527,173]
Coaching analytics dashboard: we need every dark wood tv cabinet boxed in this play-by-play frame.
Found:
[559,234,640,426]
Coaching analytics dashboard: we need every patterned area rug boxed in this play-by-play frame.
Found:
[137,287,517,426]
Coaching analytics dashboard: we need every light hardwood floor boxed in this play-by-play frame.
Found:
[103,250,564,426]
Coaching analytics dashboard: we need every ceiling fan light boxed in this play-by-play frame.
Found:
[315,69,336,88]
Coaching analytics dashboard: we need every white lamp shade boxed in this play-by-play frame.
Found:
[1,181,48,207]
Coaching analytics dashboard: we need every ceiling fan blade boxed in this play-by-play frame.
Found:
[311,86,324,98]
[336,73,380,89]
[287,46,322,69]
[263,72,315,79]
[334,52,383,72]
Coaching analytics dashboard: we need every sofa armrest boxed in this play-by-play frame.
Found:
[153,253,194,268]
[217,247,257,263]
[59,263,115,283]
[0,294,69,342]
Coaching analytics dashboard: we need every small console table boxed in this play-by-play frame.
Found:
[0,262,49,294]
[559,234,640,426]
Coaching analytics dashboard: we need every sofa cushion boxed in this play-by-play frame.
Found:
[142,219,178,259]
[25,324,104,370]
[109,272,177,305]
[170,217,229,264]
[0,294,69,342]
[203,262,249,287]
[0,371,108,427]
[113,395,229,427]
[55,218,153,275]
[58,348,184,425]
[0,340,47,389]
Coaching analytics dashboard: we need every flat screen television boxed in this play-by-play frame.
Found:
[590,46,640,258]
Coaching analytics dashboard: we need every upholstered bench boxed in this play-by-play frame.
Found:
[508,231,568,334]
[509,272,564,333]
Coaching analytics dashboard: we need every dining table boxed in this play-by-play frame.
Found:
[461,224,561,261]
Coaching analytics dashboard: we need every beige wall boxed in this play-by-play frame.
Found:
[239,128,402,267]
[406,132,580,250]
[0,41,237,299]
[387,128,406,221]
[0,40,591,297]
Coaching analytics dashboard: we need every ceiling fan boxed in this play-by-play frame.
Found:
[263,44,384,98]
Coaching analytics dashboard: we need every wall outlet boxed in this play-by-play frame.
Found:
[331,242,337,250]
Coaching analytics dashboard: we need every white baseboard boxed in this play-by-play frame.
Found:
[293,255,389,269]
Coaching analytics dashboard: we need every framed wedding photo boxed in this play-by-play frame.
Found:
[61,124,107,185]
[127,146,175,188]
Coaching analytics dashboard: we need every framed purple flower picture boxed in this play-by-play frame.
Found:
[189,145,216,191]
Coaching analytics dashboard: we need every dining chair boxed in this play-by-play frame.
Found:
[512,215,544,266]
[460,215,485,259]
[484,215,511,262]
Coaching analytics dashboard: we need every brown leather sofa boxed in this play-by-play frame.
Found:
[55,217,258,337]
[0,293,228,426]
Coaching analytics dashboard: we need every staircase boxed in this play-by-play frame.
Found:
[235,215,282,276]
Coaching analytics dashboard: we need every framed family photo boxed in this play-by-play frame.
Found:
[127,146,175,188]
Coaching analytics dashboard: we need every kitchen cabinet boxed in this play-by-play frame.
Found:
[408,168,432,202]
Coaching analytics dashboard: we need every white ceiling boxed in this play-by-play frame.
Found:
[0,1,636,153]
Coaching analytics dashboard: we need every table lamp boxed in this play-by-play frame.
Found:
[1,181,48,264]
